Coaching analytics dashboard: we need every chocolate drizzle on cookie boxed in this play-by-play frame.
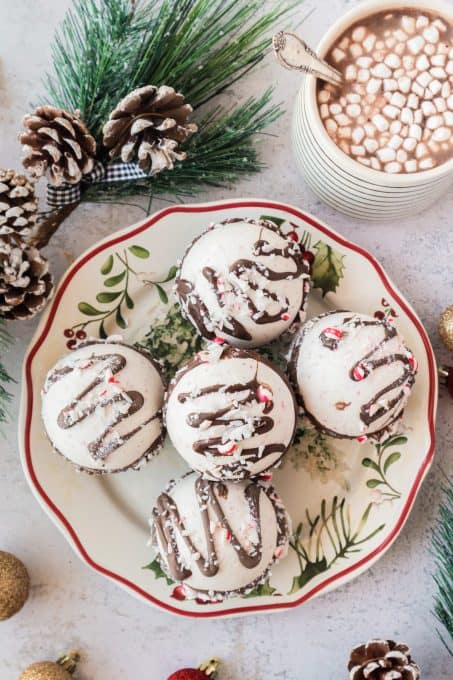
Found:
[176,369,285,460]
[46,351,157,461]
[152,478,264,581]
[346,318,416,427]
[318,315,416,429]
[175,218,309,342]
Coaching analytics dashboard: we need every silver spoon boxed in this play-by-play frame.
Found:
[273,31,343,87]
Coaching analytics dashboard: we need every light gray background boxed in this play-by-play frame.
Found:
[1,1,452,678]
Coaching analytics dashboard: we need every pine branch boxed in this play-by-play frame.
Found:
[432,479,453,655]
[43,0,295,142]
[0,319,14,429]
[82,89,282,203]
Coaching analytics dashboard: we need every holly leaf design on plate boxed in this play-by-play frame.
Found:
[311,241,345,296]
[143,558,174,586]
[242,580,277,598]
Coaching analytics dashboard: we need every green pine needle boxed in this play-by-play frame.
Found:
[42,0,295,204]
[0,319,14,429]
[84,88,282,203]
[432,479,453,655]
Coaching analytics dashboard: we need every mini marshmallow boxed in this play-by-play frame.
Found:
[384,78,398,92]
[396,149,408,163]
[414,109,424,123]
[390,92,406,108]
[433,19,447,33]
[432,126,451,142]
[352,26,366,42]
[338,127,352,139]
[336,113,352,126]
[409,124,422,140]
[325,119,338,136]
[390,120,402,134]
[318,90,330,104]
[345,64,358,81]
[431,54,447,67]
[389,134,403,149]
[434,98,447,113]
[350,43,364,59]
[416,15,429,30]
[357,69,370,83]
[370,157,381,170]
[377,146,396,162]
[363,34,376,51]
[350,145,366,157]
[357,56,373,68]
[401,108,414,125]
[422,101,437,116]
[402,16,416,35]
[357,157,371,166]
[332,48,346,63]
[444,111,453,126]
[330,103,342,115]
[424,43,436,56]
[416,54,430,71]
[403,137,417,151]
[405,159,418,172]
[419,157,434,169]
[430,67,447,80]
[339,36,350,50]
[347,93,361,104]
[320,104,329,119]
[442,82,451,98]
[407,36,425,55]
[364,123,376,137]
[417,71,432,87]
[429,80,442,95]
[398,76,411,93]
[372,114,389,132]
[383,104,399,119]
[364,138,378,153]
[366,78,382,95]
[346,104,361,118]
[352,126,365,144]
[415,142,428,158]
[412,82,424,97]
[423,26,439,44]
[384,53,401,69]
[403,55,415,70]
[407,93,419,109]
[384,161,402,173]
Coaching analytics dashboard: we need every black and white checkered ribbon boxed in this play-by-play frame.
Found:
[47,160,147,208]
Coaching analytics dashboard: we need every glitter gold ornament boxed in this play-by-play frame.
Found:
[439,305,453,352]
[19,651,80,680]
[0,550,30,620]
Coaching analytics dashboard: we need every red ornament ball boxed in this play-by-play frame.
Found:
[167,670,208,680]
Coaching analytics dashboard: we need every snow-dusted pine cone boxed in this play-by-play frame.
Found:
[102,85,197,175]
[0,233,53,320]
[348,640,421,680]
[19,106,96,186]
[0,169,38,238]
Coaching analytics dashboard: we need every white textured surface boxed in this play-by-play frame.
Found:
[0,1,452,678]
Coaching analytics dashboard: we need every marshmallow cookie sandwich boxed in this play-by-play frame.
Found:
[164,344,297,480]
[175,217,311,347]
[150,472,290,600]
[41,339,165,473]
[289,311,418,440]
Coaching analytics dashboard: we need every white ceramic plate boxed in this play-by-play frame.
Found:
[19,199,437,618]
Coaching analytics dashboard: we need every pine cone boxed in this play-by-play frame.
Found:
[348,640,421,680]
[0,169,38,238]
[103,85,197,175]
[0,233,53,320]
[19,106,96,186]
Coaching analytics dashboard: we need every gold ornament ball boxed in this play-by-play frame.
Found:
[19,662,71,680]
[439,305,453,352]
[0,551,30,620]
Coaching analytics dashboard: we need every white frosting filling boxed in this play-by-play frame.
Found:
[41,342,164,472]
[165,348,296,479]
[293,311,416,438]
[177,220,309,347]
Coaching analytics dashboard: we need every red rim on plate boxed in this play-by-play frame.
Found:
[21,200,437,618]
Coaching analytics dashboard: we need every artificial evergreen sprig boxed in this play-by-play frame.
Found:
[432,478,453,655]
[0,319,14,428]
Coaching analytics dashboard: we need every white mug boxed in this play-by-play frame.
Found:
[292,0,453,220]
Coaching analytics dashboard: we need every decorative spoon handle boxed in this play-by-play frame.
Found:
[273,31,343,87]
